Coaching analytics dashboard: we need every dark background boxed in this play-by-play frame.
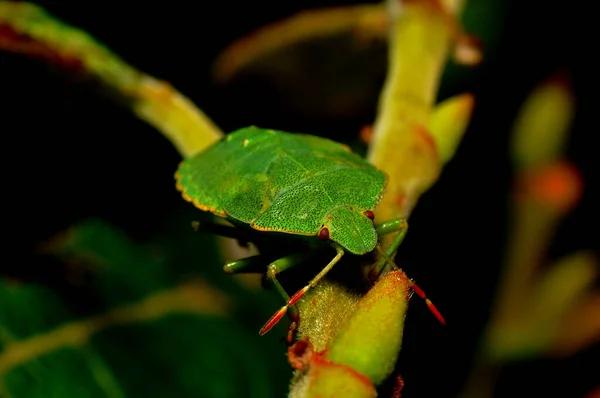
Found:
[1,0,598,397]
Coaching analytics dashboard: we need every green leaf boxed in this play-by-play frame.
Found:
[1,219,285,397]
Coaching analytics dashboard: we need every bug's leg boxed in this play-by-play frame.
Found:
[223,254,269,274]
[368,218,409,280]
[264,252,316,324]
[225,252,313,341]
[263,252,320,342]
[260,246,345,335]
[372,219,446,325]
[191,220,253,246]
[410,282,446,325]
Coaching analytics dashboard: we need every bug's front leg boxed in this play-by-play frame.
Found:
[224,252,311,342]
[369,218,409,280]
[372,219,446,325]
[191,220,254,246]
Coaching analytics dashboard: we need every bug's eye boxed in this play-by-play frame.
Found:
[363,210,375,221]
[318,226,330,240]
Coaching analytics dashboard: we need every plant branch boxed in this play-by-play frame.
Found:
[0,2,222,158]
[368,0,468,220]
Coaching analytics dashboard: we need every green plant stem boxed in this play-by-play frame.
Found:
[368,0,465,221]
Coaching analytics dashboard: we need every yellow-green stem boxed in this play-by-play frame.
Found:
[0,2,222,158]
[368,0,464,221]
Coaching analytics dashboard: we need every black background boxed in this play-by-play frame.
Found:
[1,1,598,397]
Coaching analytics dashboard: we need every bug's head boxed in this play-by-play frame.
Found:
[318,207,377,255]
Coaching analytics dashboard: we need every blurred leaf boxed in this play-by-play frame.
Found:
[484,251,598,361]
[43,219,170,307]
[0,282,72,342]
[428,92,474,163]
[550,291,600,357]
[492,160,583,340]
[3,346,125,398]
[92,315,275,398]
[528,251,597,339]
[0,220,284,397]
[510,73,575,170]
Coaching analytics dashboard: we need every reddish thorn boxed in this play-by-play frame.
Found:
[288,287,308,306]
[259,306,287,335]
[364,210,375,220]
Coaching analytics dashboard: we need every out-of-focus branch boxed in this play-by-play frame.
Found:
[460,74,598,398]
[0,2,222,158]
[213,4,387,83]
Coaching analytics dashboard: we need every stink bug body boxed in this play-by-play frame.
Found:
[175,126,444,335]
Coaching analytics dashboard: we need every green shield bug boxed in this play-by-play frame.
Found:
[175,126,444,335]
